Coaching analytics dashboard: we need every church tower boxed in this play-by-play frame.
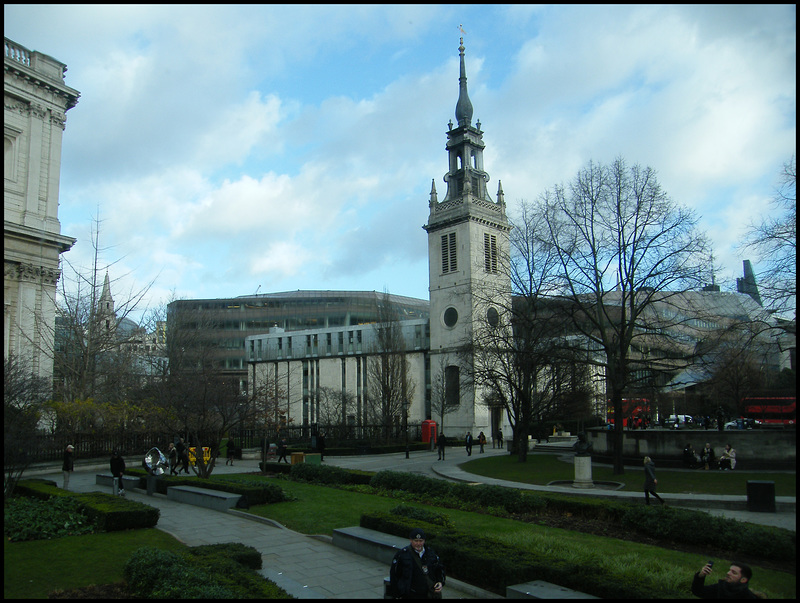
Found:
[98,272,116,335]
[424,38,511,438]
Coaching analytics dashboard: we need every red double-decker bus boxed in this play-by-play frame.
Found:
[607,398,650,427]
[742,397,796,428]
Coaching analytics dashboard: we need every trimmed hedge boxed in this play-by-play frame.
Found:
[4,496,98,541]
[289,462,373,486]
[13,479,159,531]
[360,511,657,598]
[620,504,796,563]
[126,469,289,504]
[123,544,290,599]
[366,471,795,564]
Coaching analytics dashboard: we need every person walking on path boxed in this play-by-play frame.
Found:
[277,437,289,463]
[465,432,473,456]
[389,528,446,599]
[437,433,447,460]
[167,442,178,475]
[643,456,665,505]
[176,437,190,474]
[226,439,237,466]
[691,561,758,599]
[62,444,74,490]
[478,431,486,453]
[110,449,126,496]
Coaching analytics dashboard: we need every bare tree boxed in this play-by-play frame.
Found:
[467,202,594,461]
[137,300,256,478]
[538,157,713,474]
[365,291,417,442]
[696,316,782,417]
[742,155,796,316]
[42,216,155,420]
[4,356,52,497]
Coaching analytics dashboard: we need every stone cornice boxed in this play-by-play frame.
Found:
[4,220,77,253]
[4,38,80,111]
[4,260,61,286]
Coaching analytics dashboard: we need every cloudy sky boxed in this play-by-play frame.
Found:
[5,5,796,320]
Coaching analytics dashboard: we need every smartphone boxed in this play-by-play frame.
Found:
[707,561,714,568]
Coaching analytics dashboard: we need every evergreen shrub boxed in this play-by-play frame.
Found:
[124,545,289,599]
[13,479,159,531]
[390,504,454,528]
[4,496,98,541]
[289,462,372,486]
[361,512,671,598]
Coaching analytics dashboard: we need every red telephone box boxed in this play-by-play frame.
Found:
[422,420,437,444]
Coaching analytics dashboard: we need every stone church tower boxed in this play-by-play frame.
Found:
[4,37,79,379]
[424,39,511,439]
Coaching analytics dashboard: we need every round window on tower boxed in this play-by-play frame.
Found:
[486,306,499,327]
[443,307,459,328]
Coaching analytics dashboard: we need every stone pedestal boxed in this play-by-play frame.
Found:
[573,455,594,488]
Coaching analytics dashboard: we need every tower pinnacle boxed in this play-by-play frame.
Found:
[455,38,473,128]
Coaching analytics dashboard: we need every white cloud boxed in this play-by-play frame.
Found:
[5,4,794,317]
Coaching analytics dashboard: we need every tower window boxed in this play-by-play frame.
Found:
[484,233,497,273]
[441,232,457,273]
[445,365,460,407]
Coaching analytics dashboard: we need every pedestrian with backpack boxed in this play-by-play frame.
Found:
[388,528,445,599]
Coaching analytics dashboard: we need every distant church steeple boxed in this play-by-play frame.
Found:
[98,271,115,332]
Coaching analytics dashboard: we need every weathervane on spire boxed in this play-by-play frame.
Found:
[459,23,466,45]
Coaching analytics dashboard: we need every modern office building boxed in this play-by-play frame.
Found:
[169,289,430,382]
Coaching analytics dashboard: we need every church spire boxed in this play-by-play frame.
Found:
[455,38,473,128]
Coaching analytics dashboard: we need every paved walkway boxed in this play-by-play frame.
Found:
[25,446,794,598]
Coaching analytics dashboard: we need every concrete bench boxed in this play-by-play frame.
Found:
[166,485,241,511]
[507,580,598,599]
[95,474,141,490]
[332,526,408,565]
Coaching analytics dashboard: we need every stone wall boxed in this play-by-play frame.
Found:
[586,428,796,470]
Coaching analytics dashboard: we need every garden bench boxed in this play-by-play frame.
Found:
[166,485,241,511]
[332,526,407,565]
[506,580,598,599]
[95,473,141,491]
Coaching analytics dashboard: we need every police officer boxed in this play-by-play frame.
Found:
[390,528,445,599]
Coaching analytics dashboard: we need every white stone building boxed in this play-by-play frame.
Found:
[4,37,79,379]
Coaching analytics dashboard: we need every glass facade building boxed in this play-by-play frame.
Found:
[168,290,430,377]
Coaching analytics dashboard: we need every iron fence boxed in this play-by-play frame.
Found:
[7,423,425,466]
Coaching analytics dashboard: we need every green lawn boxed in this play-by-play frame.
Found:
[235,476,796,599]
[459,452,797,496]
[3,528,185,599]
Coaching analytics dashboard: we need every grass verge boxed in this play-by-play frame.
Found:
[235,476,795,599]
[3,528,185,599]
[461,452,796,496]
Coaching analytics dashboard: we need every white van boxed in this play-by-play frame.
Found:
[666,414,692,429]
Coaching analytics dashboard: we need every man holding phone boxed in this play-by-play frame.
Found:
[691,561,757,599]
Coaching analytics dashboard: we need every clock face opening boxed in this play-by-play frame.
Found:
[487,306,499,327]
[443,307,459,328]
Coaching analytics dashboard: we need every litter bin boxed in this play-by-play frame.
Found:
[747,480,776,513]
[305,453,321,465]
[291,452,305,465]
